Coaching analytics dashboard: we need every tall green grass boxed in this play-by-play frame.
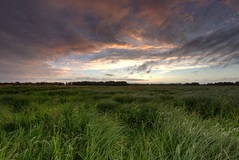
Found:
[0,85,239,159]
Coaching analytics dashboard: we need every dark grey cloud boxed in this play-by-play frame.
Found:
[130,26,239,73]
[104,74,114,77]
[0,60,66,82]
[172,26,239,64]
[0,0,130,64]
[89,47,166,62]
[1,0,223,62]
[140,0,239,44]
[129,61,159,74]
[1,0,239,81]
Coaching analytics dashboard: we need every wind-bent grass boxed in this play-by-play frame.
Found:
[0,85,239,159]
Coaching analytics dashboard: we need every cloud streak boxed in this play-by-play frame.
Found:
[130,26,239,73]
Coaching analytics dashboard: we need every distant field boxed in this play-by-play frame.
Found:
[0,85,239,159]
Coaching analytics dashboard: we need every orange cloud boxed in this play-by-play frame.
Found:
[223,0,239,9]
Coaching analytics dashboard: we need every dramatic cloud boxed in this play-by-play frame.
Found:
[129,26,239,73]
[0,0,239,82]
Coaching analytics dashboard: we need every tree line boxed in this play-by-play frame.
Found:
[0,81,239,86]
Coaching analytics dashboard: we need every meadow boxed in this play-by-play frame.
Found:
[0,85,239,160]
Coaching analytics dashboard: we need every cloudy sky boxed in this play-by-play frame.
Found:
[1,0,239,83]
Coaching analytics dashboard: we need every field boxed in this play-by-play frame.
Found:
[0,85,239,160]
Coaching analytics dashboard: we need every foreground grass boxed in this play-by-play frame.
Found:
[0,85,239,159]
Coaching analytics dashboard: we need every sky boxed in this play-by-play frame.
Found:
[0,0,239,83]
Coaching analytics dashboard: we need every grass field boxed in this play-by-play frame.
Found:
[0,85,239,159]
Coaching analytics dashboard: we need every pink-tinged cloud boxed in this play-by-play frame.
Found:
[0,0,239,82]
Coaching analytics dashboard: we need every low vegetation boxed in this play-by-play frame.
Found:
[0,85,239,159]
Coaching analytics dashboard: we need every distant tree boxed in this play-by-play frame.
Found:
[24,82,32,85]
[191,82,200,85]
[184,82,200,86]
[69,81,128,86]
[15,81,20,85]
[215,82,234,86]
[53,82,64,85]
